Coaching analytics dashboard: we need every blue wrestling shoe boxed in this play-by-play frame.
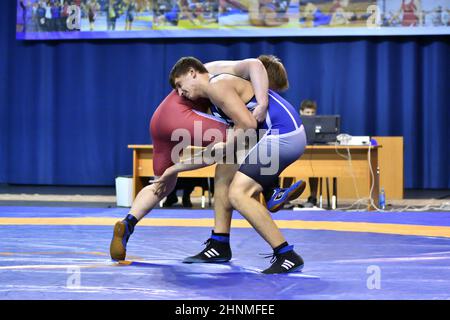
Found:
[266,180,306,213]
[110,220,134,261]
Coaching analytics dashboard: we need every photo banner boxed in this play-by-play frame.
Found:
[16,0,450,40]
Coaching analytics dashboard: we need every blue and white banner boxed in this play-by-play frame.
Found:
[16,0,450,40]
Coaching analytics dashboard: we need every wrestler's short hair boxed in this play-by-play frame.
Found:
[169,56,208,88]
[257,54,289,92]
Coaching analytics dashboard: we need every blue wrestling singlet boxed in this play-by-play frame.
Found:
[208,74,307,189]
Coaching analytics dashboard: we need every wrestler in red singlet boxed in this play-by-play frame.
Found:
[150,90,228,176]
[402,0,418,26]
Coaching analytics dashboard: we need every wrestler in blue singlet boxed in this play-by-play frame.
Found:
[208,74,307,190]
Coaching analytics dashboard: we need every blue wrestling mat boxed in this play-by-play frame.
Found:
[1,206,450,300]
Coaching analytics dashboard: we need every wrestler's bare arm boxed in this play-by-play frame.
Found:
[205,59,269,110]
[207,80,257,131]
[154,80,256,180]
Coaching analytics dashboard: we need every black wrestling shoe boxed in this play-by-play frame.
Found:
[183,238,232,263]
[262,247,304,274]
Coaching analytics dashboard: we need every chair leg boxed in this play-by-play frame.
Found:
[332,177,337,209]
[319,177,323,209]
[207,178,212,207]
[201,194,205,209]
[326,178,331,209]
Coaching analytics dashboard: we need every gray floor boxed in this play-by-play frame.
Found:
[1,184,448,198]
[0,184,116,207]
[0,184,449,210]
[0,184,115,195]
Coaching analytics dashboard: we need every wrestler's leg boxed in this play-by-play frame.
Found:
[179,164,238,264]
[110,173,178,261]
[227,130,306,274]
[129,174,178,221]
[110,140,178,261]
[180,164,238,264]
[229,172,285,248]
[185,109,237,233]
[228,173,304,274]
[212,164,239,234]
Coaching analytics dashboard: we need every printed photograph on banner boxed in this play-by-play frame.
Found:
[15,0,450,38]
[81,0,153,31]
[15,0,154,35]
[152,0,219,29]
[16,0,83,33]
[380,0,449,27]
[219,0,300,28]
[299,0,378,28]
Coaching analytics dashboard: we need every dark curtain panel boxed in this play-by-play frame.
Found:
[1,2,448,188]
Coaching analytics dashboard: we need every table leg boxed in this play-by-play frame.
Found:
[132,149,145,200]
[368,148,380,211]
[333,177,337,209]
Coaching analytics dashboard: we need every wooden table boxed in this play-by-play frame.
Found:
[128,144,381,210]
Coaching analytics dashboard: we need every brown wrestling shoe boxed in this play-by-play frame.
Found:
[110,220,133,261]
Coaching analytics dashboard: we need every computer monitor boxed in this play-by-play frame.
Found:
[302,115,341,145]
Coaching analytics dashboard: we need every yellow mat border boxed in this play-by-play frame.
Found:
[1,217,450,238]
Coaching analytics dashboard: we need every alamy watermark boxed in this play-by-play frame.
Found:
[366,265,381,290]
[66,266,81,289]
[170,121,281,176]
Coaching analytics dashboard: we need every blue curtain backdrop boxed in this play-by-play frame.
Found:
[1,2,449,188]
